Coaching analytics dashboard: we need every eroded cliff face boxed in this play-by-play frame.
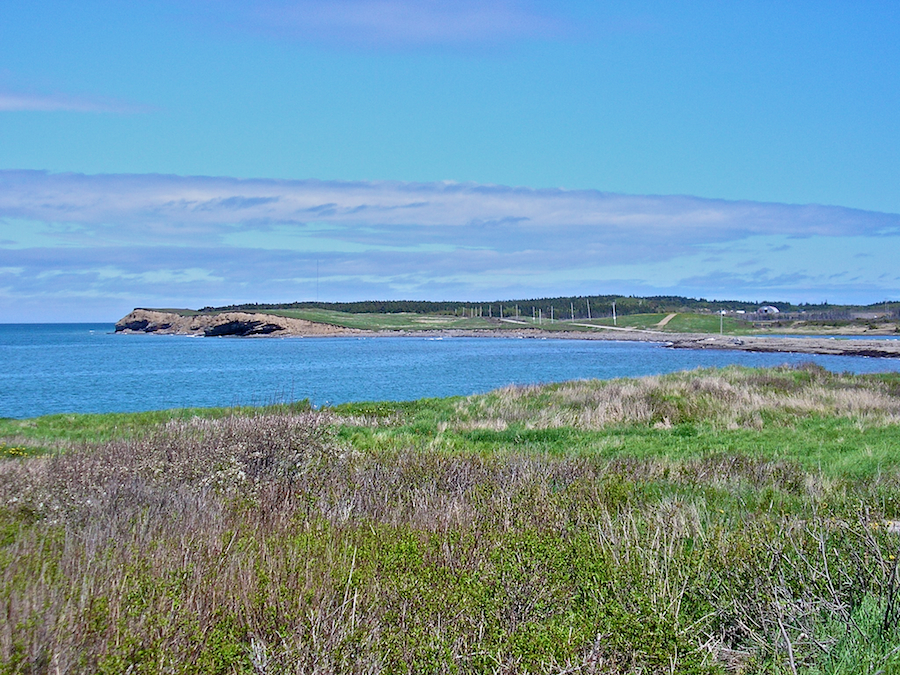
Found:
[115,309,359,337]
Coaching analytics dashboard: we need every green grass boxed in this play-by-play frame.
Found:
[143,307,203,316]
[329,365,900,480]
[4,365,900,673]
[580,312,752,333]
[0,443,39,459]
[256,307,619,333]
[257,307,495,330]
[334,416,900,482]
[148,307,900,337]
[258,307,757,334]
[0,400,312,450]
[5,366,900,477]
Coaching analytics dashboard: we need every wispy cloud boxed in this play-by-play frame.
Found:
[202,0,567,49]
[1,171,897,252]
[4,171,898,232]
[1,170,898,320]
[0,91,149,114]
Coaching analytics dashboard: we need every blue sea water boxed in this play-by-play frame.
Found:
[2,323,900,419]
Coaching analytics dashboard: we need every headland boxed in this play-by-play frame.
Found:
[115,308,900,358]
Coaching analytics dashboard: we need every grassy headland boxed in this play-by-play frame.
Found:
[255,308,754,334]
[3,365,900,673]
[257,307,519,332]
[159,293,900,336]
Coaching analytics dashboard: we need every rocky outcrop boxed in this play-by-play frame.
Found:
[115,309,360,337]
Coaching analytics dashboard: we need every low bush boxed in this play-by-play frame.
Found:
[2,367,900,673]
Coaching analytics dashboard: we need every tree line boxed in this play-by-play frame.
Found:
[198,295,897,318]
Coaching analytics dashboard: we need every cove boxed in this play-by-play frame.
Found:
[2,323,900,419]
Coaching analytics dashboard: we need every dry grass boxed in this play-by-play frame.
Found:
[3,367,900,673]
[458,364,900,431]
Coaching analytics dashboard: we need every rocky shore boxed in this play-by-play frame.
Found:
[116,309,900,358]
[115,308,362,337]
[381,328,900,358]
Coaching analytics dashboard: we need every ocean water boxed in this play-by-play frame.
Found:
[2,323,900,419]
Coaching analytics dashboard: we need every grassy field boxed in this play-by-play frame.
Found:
[579,313,751,334]
[148,306,900,336]
[257,307,482,330]
[0,401,313,454]
[256,308,611,333]
[257,308,757,335]
[2,365,900,673]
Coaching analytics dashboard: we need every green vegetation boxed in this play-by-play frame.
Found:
[257,307,506,331]
[255,307,615,333]
[577,312,749,333]
[202,293,773,317]
[262,307,900,336]
[135,291,900,337]
[146,303,900,337]
[3,366,900,673]
[203,295,900,318]
[0,400,311,451]
[265,307,900,336]
[144,307,204,317]
[254,307,753,334]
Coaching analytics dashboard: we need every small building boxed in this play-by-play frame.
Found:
[757,306,780,315]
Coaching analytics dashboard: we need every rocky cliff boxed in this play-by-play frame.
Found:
[115,309,360,337]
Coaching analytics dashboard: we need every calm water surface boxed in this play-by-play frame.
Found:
[3,323,900,418]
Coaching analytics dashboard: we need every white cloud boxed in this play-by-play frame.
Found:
[2,170,896,243]
[1,170,898,319]
[200,0,566,48]
[0,91,148,114]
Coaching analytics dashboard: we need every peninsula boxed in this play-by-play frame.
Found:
[115,303,900,359]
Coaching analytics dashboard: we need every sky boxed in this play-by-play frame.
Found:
[1,0,898,322]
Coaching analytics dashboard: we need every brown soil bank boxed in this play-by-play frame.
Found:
[116,309,900,357]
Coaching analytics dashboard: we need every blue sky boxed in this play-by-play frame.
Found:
[1,0,898,321]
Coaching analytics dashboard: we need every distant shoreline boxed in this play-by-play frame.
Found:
[115,308,900,359]
[373,329,900,358]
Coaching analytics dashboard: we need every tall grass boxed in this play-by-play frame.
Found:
[2,366,900,673]
[457,364,900,431]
